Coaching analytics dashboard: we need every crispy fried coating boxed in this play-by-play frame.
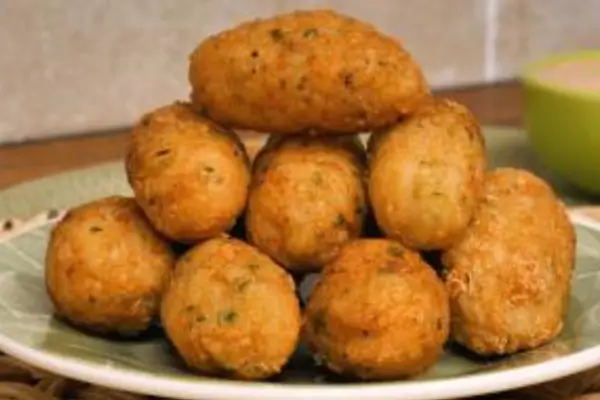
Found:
[246,135,367,272]
[161,236,301,380]
[303,239,449,380]
[368,98,486,250]
[45,196,175,336]
[188,9,430,135]
[125,102,251,243]
[443,168,576,355]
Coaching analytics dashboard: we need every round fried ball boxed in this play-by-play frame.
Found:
[368,98,486,250]
[125,102,251,243]
[443,168,576,355]
[303,239,449,380]
[45,196,175,336]
[189,9,430,135]
[246,135,367,272]
[161,236,301,380]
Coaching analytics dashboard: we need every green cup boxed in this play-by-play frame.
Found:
[522,50,600,195]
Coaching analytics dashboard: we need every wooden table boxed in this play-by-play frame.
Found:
[0,82,523,189]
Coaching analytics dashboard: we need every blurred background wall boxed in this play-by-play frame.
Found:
[0,0,599,144]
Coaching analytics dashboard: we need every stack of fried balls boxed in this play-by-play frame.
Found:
[45,9,576,381]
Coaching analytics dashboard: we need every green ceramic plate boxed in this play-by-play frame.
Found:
[0,127,599,400]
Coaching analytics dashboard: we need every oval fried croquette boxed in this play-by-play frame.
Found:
[368,98,486,250]
[45,196,175,336]
[125,102,251,243]
[161,236,301,380]
[442,168,576,355]
[246,135,367,272]
[188,9,430,135]
[303,239,450,380]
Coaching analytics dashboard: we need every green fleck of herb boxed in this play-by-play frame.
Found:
[334,214,347,227]
[203,165,215,173]
[196,315,207,323]
[155,149,171,157]
[304,28,319,38]
[219,309,238,324]
[247,263,260,271]
[251,50,259,58]
[297,76,307,90]
[387,244,405,258]
[270,28,284,41]
[313,309,327,335]
[234,277,252,292]
[312,171,324,185]
[419,160,437,166]
[343,73,354,88]
[89,226,103,233]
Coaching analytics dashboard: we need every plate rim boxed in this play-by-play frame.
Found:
[0,211,599,400]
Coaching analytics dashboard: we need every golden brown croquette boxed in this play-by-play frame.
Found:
[45,196,175,336]
[443,168,576,355]
[125,102,251,243]
[189,9,430,135]
[161,236,301,380]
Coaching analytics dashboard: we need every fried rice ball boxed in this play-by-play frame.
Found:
[246,135,367,272]
[45,196,175,336]
[125,102,251,243]
[443,168,576,356]
[303,239,450,380]
[368,98,486,250]
[161,236,301,380]
[188,9,430,135]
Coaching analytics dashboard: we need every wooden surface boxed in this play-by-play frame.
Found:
[0,81,523,190]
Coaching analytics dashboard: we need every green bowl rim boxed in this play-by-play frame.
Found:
[520,49,600,101]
